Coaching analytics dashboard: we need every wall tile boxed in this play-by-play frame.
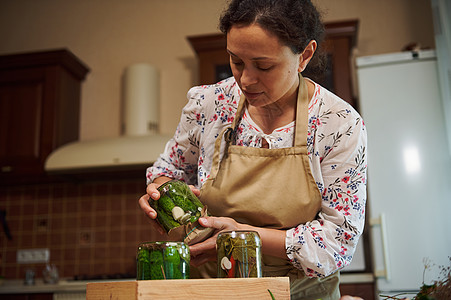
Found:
[0,178,156,280]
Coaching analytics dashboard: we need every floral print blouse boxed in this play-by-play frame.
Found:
[146,76,367,278]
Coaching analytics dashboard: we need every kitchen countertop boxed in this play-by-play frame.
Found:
[0,273,374,294]
[0,278,134,294]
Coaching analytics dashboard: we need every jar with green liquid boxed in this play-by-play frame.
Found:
[136,241,190,280]
[216,230,262,278]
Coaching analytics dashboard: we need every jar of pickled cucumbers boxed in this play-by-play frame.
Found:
[136,241,190,280]
[216,231,262,278]
[150,180,205,233]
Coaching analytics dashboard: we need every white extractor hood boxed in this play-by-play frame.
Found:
[44,64,173,173]
[44,134,172,173]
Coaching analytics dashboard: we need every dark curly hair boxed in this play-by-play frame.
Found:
[219,0,326,79]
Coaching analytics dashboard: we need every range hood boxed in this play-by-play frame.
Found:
[44,134,172,173]
[45,64,173,174]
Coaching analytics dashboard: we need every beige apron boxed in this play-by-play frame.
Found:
[199,74,340,300]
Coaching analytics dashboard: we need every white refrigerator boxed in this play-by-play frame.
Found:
[356,50,451,298]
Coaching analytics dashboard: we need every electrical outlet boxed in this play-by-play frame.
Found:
[17,248,50,264]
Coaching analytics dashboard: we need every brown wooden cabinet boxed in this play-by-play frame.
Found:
[320,20,360,111]
[0,49,89,185]
[340,282,376,299]
[188,20,359,110]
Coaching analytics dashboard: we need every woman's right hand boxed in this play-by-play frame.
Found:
[138,176,173,234]
[138,184,159,219]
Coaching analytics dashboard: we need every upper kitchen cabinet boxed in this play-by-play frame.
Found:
[0,49,89,185]
[188,20,359,110]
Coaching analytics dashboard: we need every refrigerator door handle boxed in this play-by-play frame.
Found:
[370,213,391,280]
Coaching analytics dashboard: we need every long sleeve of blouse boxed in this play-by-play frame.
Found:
[146,77,367,278]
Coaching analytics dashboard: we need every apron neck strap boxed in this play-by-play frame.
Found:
[294,73,309,147]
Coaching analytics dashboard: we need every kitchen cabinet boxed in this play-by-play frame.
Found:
[187,20,359,110]
[0,49,89,185]
[340,282,375,300]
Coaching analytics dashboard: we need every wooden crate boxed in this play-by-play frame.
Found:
[86,277,290,300]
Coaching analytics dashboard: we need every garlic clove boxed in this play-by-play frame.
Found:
[220,256,232,270]
[171,206,185,221]
[179,213,192,224]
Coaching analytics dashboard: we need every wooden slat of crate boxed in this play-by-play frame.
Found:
[87,281,136,300]
[86,277,290,300]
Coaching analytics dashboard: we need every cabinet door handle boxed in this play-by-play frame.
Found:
[370,213,391,280]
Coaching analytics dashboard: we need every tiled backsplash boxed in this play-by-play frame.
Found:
[0,178,165,280]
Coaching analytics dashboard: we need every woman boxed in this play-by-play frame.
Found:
[139,0,367,299]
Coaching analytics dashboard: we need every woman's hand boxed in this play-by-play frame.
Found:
[139,183,160,219]
[138,176,172,235]
[189,216,250,267]
[138,192,164,235]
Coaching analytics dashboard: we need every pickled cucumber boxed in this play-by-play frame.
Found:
[156,209,180,232]
[157,194,176,215]
[163,246,181,265]
[136,248,151,280]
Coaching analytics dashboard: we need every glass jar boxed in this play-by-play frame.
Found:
[136,241,190,280]
[216,230,262,278]
[149,180,205,233]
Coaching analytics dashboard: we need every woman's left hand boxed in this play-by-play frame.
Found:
[189,216,249,267]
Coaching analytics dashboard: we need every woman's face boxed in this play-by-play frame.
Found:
[227,24,303,108]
